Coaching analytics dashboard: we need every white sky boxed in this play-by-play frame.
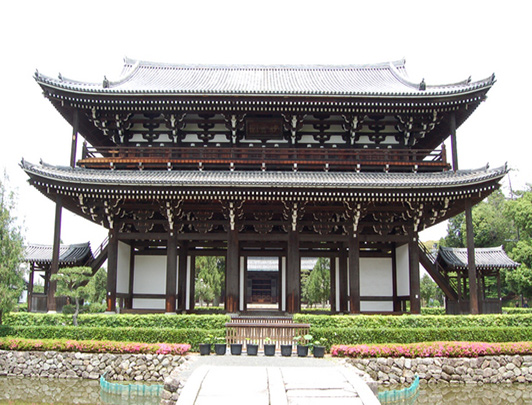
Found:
[1,0,530,249]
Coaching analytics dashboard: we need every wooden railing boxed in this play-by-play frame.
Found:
[79,145,449,172]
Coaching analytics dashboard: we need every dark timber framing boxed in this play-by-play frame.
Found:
[23,58,507,315]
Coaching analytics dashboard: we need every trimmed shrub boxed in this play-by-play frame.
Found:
[420,307,445,316]
[502,307,532,314]
[3,313,230,329]
[0,325,224,352]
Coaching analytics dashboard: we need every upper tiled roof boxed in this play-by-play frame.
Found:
[35,58,495,98]
[21,160,507,191]
[24,242,93,266]
[437,246,520,270]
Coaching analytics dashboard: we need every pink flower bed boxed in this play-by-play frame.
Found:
[0,337,190,355]
[331,341,532,358]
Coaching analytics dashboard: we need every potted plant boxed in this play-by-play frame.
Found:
[199,334,213,355]
[264,338,276,356]
[280,343,292,357]
[214,337,227,355]
[246,339,259,356]
[294,334,313,357]
[230,342,243,355]
[312,338,327,358]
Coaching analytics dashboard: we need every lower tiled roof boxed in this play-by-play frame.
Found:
[24,242,93,266]
[21,160,507,190]
[437,246,519,270]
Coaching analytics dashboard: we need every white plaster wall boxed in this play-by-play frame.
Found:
[360,257,393,296]
[133,256,166,294]
[361,301,394,312]
[396,244,410,296]
[116,242,130,294]
[132,299,165,310]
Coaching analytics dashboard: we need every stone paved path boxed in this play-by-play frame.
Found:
[176,354,379,404]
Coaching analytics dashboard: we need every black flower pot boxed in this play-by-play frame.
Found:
[230,343,242,355]
[280,344,292,357]
[247,343,259,356]
[313,346,325,358]
[264,344,276,356]
[297,345,309,357]
[199,343,211,356]
[214,343,227,355]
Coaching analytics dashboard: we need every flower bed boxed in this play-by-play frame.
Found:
[0,337,190,355]
[331,341,532,358]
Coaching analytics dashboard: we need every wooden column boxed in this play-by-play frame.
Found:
[449,112,459,171]
[28,264,34,312]
[286,228,300,313]
[177,241,188,312]
[226,229,239,313]
[70,110,79,168]
[465,199,479,314]
[165,232,178,313]
[106,228,118,312]
[339,245,348,313]
[330,254,336,312]
[189,256,196,312]
[48,196,62,313]
[126,243,135,309]
[348,233,360,314]
[408,232,421,314]
[392,246,400,312]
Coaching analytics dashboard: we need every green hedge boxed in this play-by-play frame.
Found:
[3,313,230,329]
[294,313,532,329]
[420,307,445,315]
[0,325,224,352]
[310,326,532,349]
[502,307,532,314]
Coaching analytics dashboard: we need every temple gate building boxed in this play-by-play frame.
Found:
[22,59,507,314]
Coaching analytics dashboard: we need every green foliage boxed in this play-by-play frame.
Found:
[85,267,107,304]
[0,325,223,352]
[505,265,532,299]
[302,258,330,307]
[0,174,24,325]
[420,307,445,315]
[420,274,443,307]
[195,256,225,306]
[505,189,532,239]
[2,312,230,329]
[51,266,92,326]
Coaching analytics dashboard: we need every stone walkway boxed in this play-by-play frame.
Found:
[175,354,379,404]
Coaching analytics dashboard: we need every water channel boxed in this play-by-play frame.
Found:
[2,376,532,404]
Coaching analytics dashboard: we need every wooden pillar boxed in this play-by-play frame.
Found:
[189,256,196,312]
[165,232,178,313]
[449,112,459,171]
[28,264,35,312]
[226,229,239,313]
[106,228,118,312]
[339,245,348,313]
[48,196,62,313]
[408,232,421,314]
[330,253,336,312]
[465,199,479,314]
[126,243,135,309]
[392,245,400,312]
[177,241,188,312]
[286,228,300,313]
[348,233,360,314]
[70,109,79,168]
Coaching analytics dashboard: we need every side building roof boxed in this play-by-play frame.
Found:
[24,242,93,267]
[436,246,519,271]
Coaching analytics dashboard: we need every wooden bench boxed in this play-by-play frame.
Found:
[225,317,311,351]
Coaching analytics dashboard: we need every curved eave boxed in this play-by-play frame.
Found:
[20,160,508,193]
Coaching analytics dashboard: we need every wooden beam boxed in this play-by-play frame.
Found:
[127,242,135,309]
[48,196,62,313]
[348,233,360,314]
[225,228,239,313]
[339,245,348,313]
[177,241,188,312]
[286,228,300,313]
[106,228,118,312]
[408,232,421,314]
[465,199,479,314]
[165,232,178,313]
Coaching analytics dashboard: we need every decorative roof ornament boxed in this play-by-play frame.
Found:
[103,76,109,88]
[58,72,63,81]
[419,78,426,91]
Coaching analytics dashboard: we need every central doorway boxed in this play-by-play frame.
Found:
[246,257,280,311]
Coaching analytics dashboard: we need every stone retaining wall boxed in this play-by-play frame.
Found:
[348,355,532,385]
[0,350,186,382]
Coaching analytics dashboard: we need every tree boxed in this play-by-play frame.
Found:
[0,175,24,325]
[85,267,107,304]
[420,273,443,307]
[303,258,330,307]
[51,266,92,326]
[195,256,225,306]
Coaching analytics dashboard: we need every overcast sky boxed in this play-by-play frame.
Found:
[1,0,530,249]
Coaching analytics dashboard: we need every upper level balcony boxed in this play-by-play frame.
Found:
[78,144,449,173]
